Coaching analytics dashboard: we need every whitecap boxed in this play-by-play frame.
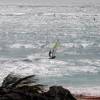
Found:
[9,43,36,49]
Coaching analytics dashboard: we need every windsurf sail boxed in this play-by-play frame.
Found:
[52,40,60,49]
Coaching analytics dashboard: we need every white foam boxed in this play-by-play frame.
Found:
[39,59,67,65]
[43,12,99,17]
[73,66,97,73]
[9,43,36,49]
[78,59,100,67]
[0,57,99,86]
[0,12,26,16]
[43,13,55,16]
[0,58,98,80]
[62,42,93,49]
[12,61,64,77]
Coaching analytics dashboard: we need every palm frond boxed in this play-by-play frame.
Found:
[11,75,37,88]
[2,73,38,89]
[2,73,19,88]
[1,73,45,94]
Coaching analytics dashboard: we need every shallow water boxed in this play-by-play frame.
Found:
[0,5,100,95]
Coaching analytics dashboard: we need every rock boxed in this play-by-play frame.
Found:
[43,86,76,100]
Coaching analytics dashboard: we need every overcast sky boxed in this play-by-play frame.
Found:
[0,0,99,6]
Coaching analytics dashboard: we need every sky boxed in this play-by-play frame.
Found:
[0,0,99,6]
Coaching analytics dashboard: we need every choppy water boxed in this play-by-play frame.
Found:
[0,5,100,95]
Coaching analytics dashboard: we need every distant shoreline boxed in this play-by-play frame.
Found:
[75,94,100,100]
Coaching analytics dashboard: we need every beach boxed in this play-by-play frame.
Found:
[75,95,100,100]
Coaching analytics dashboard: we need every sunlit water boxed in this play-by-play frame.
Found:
[0,5,100,95]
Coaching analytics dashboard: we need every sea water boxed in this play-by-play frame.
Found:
[0,5,100,96]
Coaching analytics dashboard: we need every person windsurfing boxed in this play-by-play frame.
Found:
[49,40,60,59]
[49,49,56,59]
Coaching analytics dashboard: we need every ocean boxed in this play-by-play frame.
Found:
[0,5,100,96]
